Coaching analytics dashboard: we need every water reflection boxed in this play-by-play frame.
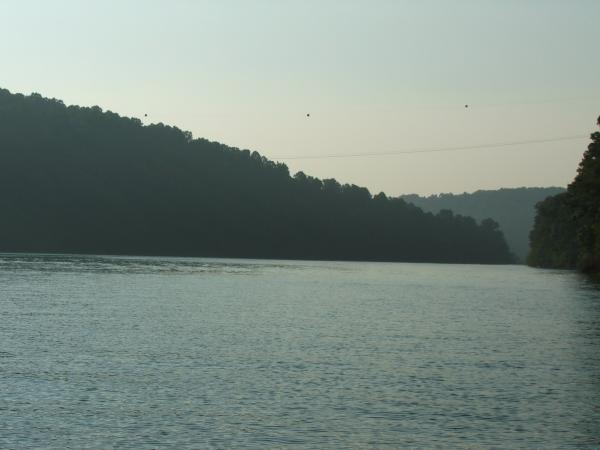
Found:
[0,252,307,276]
[1,254,599,448]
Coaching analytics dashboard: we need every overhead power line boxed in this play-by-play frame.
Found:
[273,134,589,161]
[464,95,600,109]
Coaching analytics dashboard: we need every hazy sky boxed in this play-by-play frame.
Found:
[1,0,598,195]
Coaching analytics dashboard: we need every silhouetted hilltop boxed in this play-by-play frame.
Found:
[529,117,600,272]
[401,187,564,262]
[0,88,513,263]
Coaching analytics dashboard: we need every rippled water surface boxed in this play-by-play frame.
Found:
[1,254,600,449]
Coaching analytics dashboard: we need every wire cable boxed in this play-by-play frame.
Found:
[272,134,589,160]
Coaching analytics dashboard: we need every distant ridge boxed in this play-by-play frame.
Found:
[401,187,565,262]
[0,88,513,264]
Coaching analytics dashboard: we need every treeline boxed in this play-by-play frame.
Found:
[401,187,564,262]
[528,117,600,272]
[0,88,513,263]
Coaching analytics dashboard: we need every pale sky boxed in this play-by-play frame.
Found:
[1,0,598,195]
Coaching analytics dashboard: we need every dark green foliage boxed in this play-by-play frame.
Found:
[401,187,565,262]
[528,117,600,272]
[527,193,579,268]
[0,88,513,263]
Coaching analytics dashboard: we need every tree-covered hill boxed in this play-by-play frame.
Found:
[0,88,513,263]
[401,187,565,262]
[528,117,600,272]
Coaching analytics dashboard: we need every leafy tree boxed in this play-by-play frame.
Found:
[528,116,600,272]
[402,187,565,262]
[0,88,514,264]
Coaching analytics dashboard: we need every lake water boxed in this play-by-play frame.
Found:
[1,253,599,449]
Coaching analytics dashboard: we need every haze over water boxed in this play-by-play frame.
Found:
[1,254,599,448]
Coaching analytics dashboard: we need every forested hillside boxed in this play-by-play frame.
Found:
[528,117,600,272]
[401,187,564,262]
[0,89,513,263]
